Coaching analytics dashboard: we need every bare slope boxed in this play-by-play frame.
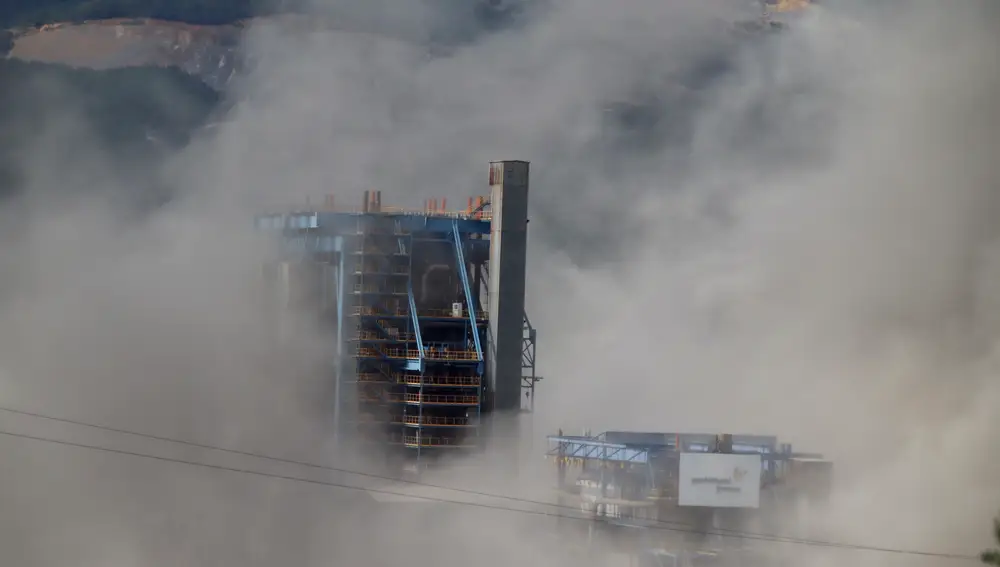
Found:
[8,19,243,90]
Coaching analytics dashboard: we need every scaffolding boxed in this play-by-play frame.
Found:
[351,213,416,444]
[341,196,490,464]
[396,218,488,460]
[255,161,539,471]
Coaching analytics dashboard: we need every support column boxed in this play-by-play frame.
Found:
[486,160,530,413]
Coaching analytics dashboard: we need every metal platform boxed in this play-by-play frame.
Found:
[547,431,823,465]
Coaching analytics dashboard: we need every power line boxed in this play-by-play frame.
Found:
[0,422,978,561]
[0,403,790,540]
[0,403,848,545]
[0,403,767,536]
[0,404,577,512]
[0,404,979,559]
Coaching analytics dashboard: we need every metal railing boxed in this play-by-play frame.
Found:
[398,415,472,427]
[417,308,488,321]
[373,321,416,341]
[402,374,479,387]
[355,346,417,359]
[353,306,409,317]
[423,348,480,361]
[376,207,492,221]
[355,346,379,358]
[401,435,473,448]
[380,348,421,359]
[353,330,382,341]
[359,372,481,385]
[256,200,493,223]
[389,393,479,405]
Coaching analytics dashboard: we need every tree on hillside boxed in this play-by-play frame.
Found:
[983,515,1000,565]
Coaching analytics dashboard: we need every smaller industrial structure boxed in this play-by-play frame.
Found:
[547,430,832,564]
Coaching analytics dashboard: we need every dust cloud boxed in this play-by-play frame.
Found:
[0,0,997,565]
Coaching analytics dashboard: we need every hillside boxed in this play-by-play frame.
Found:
[0,0,265,28]
[0,59,219,204]
[7,18,244,89]
[2,1,531,88]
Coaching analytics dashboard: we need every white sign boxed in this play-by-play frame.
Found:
[678,453,761,508]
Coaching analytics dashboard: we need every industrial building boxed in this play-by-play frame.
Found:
[254,158,832,564]
[547,430,832,564]
[254,161,540,470]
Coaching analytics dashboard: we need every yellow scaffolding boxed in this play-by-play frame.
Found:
[401,435,472,448]
[355,346,424,359]
[352,305,408,317]
[353,329,415,342]
[423,349,479,361]
[397,415,471,427]
[418,308,488,321]
[377,321,415,341]
[352,330,381,341]
[279,192,495,220]
[354,346,380,358]
[379,348,421,359]
[391,393,479,405]
[402,374,479,387]
[339,196,491,456]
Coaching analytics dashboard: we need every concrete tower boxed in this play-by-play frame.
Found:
[486,160,530,412]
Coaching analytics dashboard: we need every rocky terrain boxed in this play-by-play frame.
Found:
[6,18,245,90]
[0,0,528,91]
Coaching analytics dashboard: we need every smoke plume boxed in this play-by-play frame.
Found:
[0,0,997,565]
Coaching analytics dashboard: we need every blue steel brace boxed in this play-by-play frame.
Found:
[545,436,651,464]
[407,281,425,365]
[333,236,345,447]
[452,219,483,362]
